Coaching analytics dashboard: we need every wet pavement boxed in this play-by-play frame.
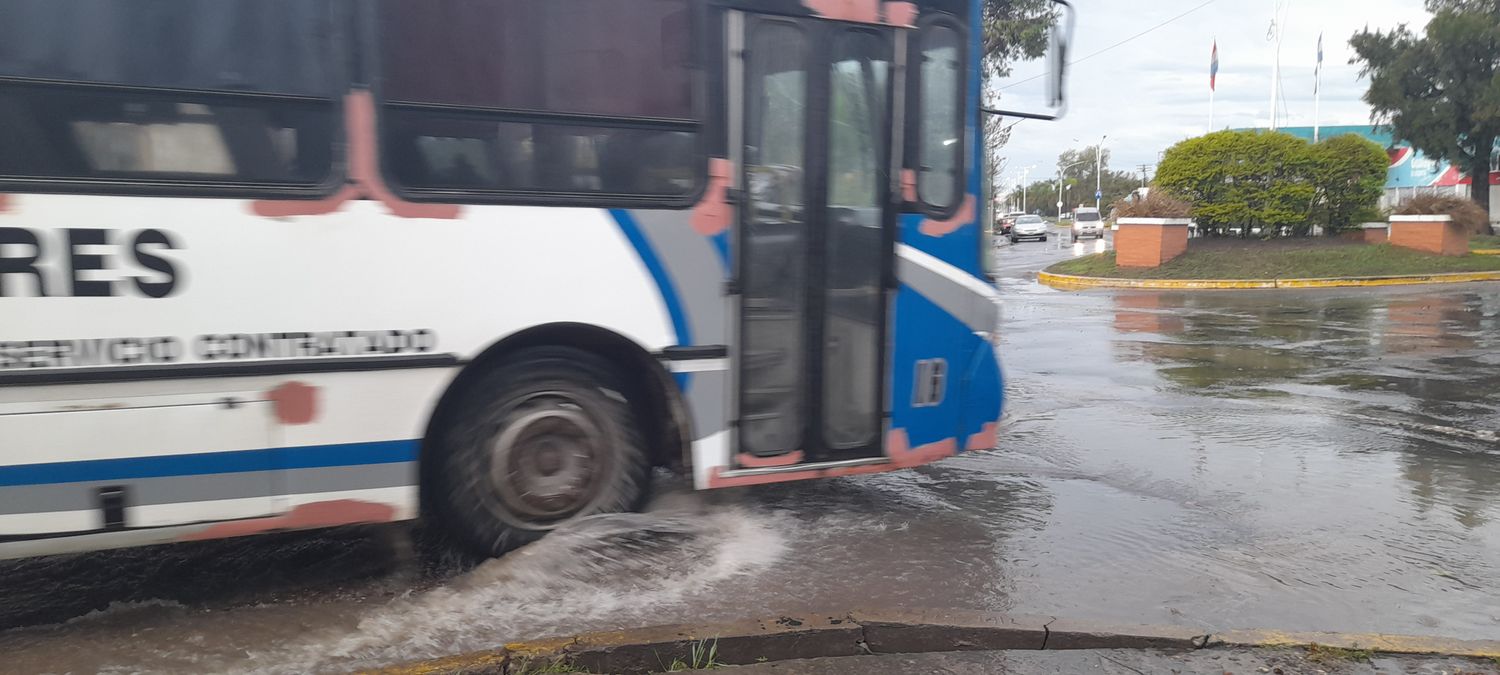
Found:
[5,229,1500,673]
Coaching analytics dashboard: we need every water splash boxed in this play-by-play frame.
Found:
[246,505,788,674]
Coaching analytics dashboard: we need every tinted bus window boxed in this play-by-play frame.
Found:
[0,0,338,96]
[378,0,701,199]
[381,0,694,119]
[0,0,339,189]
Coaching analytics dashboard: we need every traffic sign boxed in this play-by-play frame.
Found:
[1096,190,1103,200]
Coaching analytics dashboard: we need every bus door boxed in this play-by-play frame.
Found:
[730,11,901,466]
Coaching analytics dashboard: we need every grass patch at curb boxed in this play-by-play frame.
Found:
[1472,235,1500,250]
[1048,244,1500,280]
[1304,643,1374,664]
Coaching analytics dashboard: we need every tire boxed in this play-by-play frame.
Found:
[430,347,651,557]
[1010,236,1018,244]
[1041,235,1048,242]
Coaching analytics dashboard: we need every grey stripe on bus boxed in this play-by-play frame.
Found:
[629,209,731,438]
[0,462,416,516]
[895,254,1001,335]
[629,209,728,345]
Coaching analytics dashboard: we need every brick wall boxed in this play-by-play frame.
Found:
[1116,219,1191,268]
[1390,217,1466,256]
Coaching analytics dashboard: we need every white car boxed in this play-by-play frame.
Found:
[1072,208,1105,240]
[1009,215,1049,243]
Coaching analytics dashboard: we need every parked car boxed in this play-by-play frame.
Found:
[1072,207,1104,240]
[1009,214,1049,243]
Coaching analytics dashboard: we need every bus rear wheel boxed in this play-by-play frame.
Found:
[432,347,651,557]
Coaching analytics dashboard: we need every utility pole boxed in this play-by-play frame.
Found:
[1138,164,1152,188]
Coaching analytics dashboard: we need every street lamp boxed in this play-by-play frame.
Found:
[1096,134,1108,212]
[1056,159,1087,219]
[1018,164,1037,213]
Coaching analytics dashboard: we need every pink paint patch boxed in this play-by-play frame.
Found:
[251,92,461,220]
[706,429,959,488]
[252,185,361,218]
[269,381,320,425]
[691,158,735,236]
[901,169,919,203]
[736,451,806,469]
[966,422,999,451]
[0,193,10,213]
[918,194,977,237]
[180,500,397,542]
[882,1,918,27]
[803,0,881,23]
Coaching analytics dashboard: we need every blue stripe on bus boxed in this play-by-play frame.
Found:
[0,440,419,488]
[609,208,693,391]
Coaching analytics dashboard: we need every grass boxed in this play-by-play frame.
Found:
[1304,643,1373,664]
[664,638,723,672]
[1047,243,1500,280]
[510,658,588,674]
[1472,234,1500,250]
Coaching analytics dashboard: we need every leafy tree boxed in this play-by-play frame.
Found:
[1310,134,1392,231]
[983,0,1054,78]
[982,1,1056,209]
[1156,130,1318,236]
[1351,5,1500,232]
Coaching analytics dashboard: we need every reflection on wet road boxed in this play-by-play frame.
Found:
[5,231,1500,673]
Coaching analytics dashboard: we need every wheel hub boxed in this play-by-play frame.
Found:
[487,395,608,525]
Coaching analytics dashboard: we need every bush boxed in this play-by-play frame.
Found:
[1112,191,1193,218]
[1395,194,1490,234]
[1155,130,1388,237]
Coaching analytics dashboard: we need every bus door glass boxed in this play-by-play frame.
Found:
[733,12,898,464]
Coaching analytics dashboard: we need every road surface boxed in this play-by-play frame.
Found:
[4,230,1498,673]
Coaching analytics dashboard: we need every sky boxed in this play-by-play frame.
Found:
[991,0,1433,193]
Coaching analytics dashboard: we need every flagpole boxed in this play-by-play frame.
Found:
[1209,38,1218,134]
[1313,32,1323,142]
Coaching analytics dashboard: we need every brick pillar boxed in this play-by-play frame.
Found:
[1115,218,1192,268]
[1360,222,1389,244]
[1390,215,1466,256]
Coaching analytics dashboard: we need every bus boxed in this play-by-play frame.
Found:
[0,0,1069,559]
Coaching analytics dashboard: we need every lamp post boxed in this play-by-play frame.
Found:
[1057,159,1087,219]
[1096,134,1108,212]
[1019,164,1037,213]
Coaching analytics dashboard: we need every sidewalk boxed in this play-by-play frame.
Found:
[684,648,1500,674]
[372,609,1500,675]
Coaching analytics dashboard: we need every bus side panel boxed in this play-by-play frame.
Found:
[0,195,678,547]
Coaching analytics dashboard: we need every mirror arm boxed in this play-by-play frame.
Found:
[981,107,1057,121]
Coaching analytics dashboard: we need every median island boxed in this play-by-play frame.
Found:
[1049,239,1500,281]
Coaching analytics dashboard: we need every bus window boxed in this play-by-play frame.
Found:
[0,0,339,189]
[378,0,702,200]
[915,20,965,212]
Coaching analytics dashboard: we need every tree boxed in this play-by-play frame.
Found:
[1311,134,1391,231]
[982,0,1054,79]
[982,1,1056,214]
[1351,5,1500,232]
[1156,130,1318,236]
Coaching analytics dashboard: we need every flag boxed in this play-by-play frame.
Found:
[1210,40,1219,91]
[1314,33,1323,94]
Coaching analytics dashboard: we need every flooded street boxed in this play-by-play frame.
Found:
[5,234,1500,673]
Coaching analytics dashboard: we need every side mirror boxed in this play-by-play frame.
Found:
[982,0,1075,122]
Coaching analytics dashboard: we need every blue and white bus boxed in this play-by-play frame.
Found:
[0,0,1069,559]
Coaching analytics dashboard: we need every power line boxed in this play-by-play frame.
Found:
[1001,0,1224,90]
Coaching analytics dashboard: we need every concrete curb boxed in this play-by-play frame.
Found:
[362,609,1500,674]
[1040,269,1500,291]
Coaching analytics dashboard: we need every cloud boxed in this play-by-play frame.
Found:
[990,0,1430,186]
